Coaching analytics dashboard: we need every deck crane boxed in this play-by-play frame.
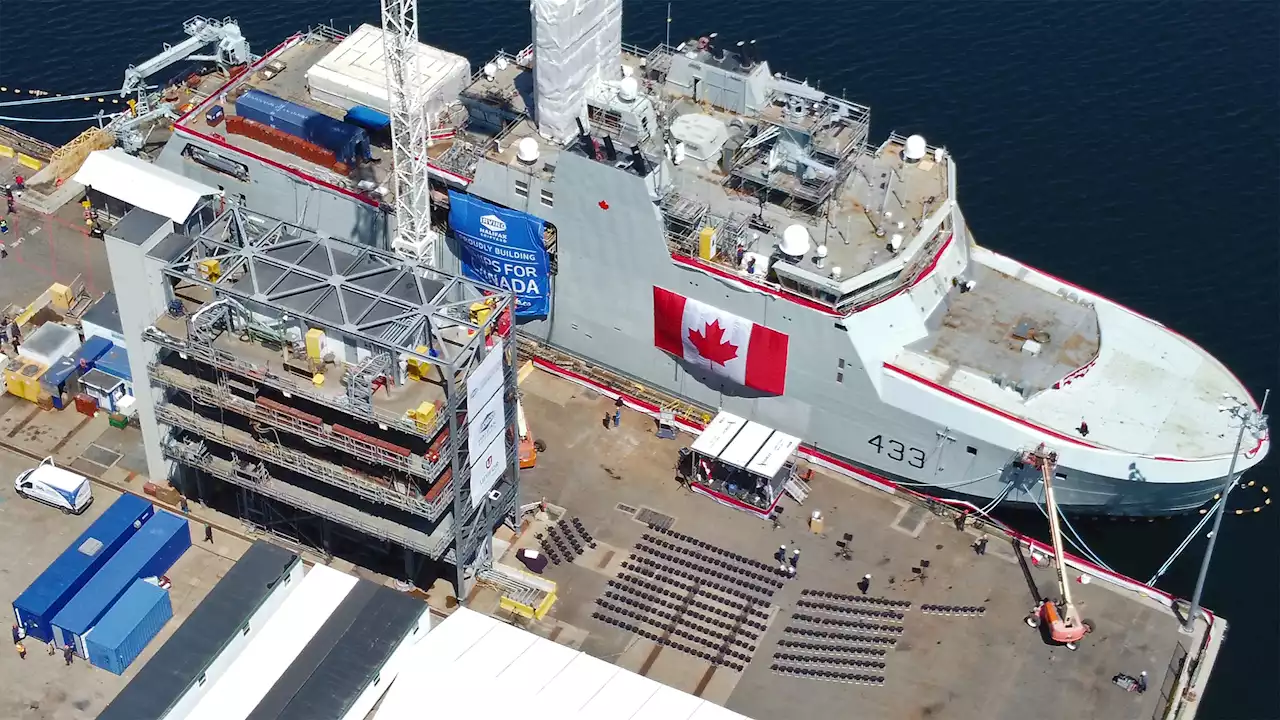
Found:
[381,0,439,264]
[1024,443,1094,650]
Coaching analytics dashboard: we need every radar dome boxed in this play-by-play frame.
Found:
[904,134,927,161]
[619,77,639,102]
[495,57,509,71]
[516,137,540,164]
[779,225,812,257]
[483,63,497,80]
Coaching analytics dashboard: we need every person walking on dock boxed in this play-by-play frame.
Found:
[15,642,25,660]
[10,623,20,645]
[203,523,214,543]
[974,535,988,556]
[62,644,74,666]
[858,573,872,595]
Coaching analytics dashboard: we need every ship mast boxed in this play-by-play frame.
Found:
[382,0,438,264]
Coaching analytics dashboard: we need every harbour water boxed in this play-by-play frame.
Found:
[2,2,1275,716]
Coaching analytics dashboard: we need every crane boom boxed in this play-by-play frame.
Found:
[381,0,438,264]
[1035,445,1074,609]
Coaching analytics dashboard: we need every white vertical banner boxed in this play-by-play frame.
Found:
[468,340,508,508]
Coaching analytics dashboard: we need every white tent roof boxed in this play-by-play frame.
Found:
[691,411,801,477]
[74,148,220,223]
[374,608,755,720]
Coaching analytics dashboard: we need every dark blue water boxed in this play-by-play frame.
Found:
[3,2,1276,716]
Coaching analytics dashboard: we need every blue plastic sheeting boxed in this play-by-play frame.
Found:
[344,105,390,131]
[41,356,79,389]
[86,579,173,675]
[235,90,371,165]
[13,495,154,643]
[52,511,190,656]
[95,345,131,382]
[448,191,551,317]
[73,336,114,368]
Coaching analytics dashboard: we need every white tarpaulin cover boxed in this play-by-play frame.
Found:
[74,148,220,223]
[467,341,508,507]
[305,23,470,116]
[693,411,800,477]
[374,607,754,720]
[690,411,746,457]
[532,0,623,144]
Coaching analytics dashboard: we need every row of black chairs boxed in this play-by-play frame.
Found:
[771,665,885,686]
[624,557,773,606]
[796,599,905,622]
[591,612,748,671]
[631,547,776,597]
[647,524,773,572]
[609,575,770,621]
[596,598,755,650]
[920,604,987,616]
[640,535,782,588]
[801,589,911,608]
[784,626,898,646]
[776,639,887,657]
[604,591,761,640]
[792,613,904,635]
[773,653,887,670]
[539,524,582,562]
[568,517,597,546]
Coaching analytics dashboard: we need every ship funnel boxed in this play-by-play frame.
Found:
[517,137,540,164]
[780,224,812,258]
[904,135,928,162]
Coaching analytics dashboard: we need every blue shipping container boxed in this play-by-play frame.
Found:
[95,346,131,382]
[235,89,371,165]
[344,105,390,131]
[52,511,190,656]
[12,494,154,643]
[73,336,114,369]
[85,579,173,675]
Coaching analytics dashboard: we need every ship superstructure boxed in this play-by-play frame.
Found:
[116,7,1266,515]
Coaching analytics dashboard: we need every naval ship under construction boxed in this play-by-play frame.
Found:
[75,6,1267,516]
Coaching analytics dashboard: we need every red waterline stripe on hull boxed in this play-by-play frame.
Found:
[882,362,1101,449]
[527,355,1195,611]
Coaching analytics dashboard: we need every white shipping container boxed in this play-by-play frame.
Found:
[184,565,358,720]
[306,24,470,116]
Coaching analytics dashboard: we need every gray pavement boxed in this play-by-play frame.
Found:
[515,370,1192,720]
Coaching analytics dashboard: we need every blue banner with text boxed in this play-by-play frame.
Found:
[448,191,550,318]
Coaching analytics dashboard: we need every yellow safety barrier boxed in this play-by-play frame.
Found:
[17,154,41,171]
[0,145,13,159]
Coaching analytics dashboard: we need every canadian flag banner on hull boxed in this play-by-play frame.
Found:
[652,286,789,394]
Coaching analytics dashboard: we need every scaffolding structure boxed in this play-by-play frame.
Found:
[142,206,519,596]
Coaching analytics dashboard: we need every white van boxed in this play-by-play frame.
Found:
[14,457,93,514]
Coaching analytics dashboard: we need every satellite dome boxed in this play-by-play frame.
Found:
[516,137,540,164]
[621,64,635,78]
[483,63,497,80]
[619,77,639,102]
[904,134,927,161]
[495,57,509,71]
[779,225,812,257]
[889,233,904,252]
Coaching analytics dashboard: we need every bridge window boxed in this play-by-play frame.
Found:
[540,188,554,207]
[966,446,977,455]
[514,178,529,198]
[836,372,844,383]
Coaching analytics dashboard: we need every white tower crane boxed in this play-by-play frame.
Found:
[382,0,439,264]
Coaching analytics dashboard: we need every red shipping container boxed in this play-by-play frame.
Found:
[74,393,98,416]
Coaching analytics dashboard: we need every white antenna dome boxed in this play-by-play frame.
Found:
[904,134,927,161]
[483,63,497,80]
[889,233,904,252]
[814,244,828,268]
[934,147,946,163]
[830,266,842,279]
[673,142,686,165]
[622,64,635,78]
[779,224,812,257]
[495,57,509,71]
[619,76,639,102]
[516,137,540,164]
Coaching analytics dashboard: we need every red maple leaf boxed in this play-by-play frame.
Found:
[688,320,739,366]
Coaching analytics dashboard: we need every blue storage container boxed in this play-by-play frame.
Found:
[85,579,173,675]
[95,346,131,383]
[344,105,391,131]
[235,90,371,165]
[41,356,80,409]
[73,336,114,369]
[13,494,154,642]
[51,511,190,656]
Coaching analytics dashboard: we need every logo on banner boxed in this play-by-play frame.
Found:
[480,214,507,235]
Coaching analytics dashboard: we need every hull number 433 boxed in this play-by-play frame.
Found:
[868,435,925,469]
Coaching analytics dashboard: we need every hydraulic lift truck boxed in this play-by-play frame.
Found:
[1024,444,1094,650]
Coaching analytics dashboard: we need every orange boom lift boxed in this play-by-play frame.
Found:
[1024,444,1093,650]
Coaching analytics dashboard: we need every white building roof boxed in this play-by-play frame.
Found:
[184,565,358,720]
[305,23,470,115]
[692,412,801,477]
[690,411,747,457]
[73,148,220,223]
[374,608,755,720]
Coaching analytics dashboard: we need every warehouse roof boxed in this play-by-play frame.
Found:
[96,542,301,720]
[374,608,751,720]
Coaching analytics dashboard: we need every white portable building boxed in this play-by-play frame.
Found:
[306,23,470,116]
[183,564,358,720]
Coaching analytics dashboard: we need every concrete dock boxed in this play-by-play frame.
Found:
[0,149,1222,719]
